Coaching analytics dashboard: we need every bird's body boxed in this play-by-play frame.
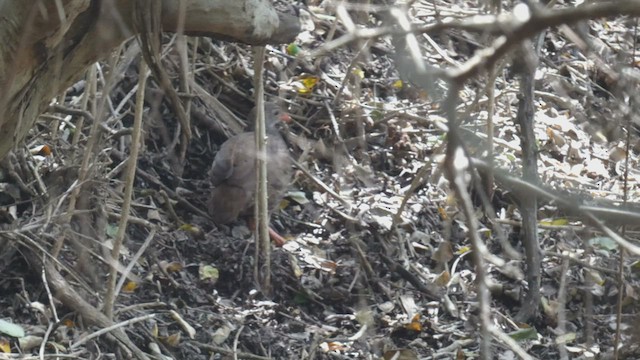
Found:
[208,103,291,226]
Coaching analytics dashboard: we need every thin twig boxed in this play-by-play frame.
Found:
[555,259,570,360]
[114,227,157,299]
[253,46,271,295]
[104,56,148,319]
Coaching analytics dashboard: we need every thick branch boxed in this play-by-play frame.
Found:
[0,0,300,159]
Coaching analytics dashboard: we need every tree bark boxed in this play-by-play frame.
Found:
[0,0,299,159]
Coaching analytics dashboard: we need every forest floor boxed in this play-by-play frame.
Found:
[1,0,640,359]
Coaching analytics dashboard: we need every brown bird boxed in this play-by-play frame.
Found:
[207,102,292,245]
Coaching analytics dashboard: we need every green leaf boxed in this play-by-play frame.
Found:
[508,326,538,341]
[105,223,119,238]
[287,190,309,205]
[0,319,25,338]
[199,265,219,282]
[286,43,300,56]
[588,237,618,252]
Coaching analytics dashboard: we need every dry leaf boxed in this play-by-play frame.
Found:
[122,281,138,293]
[432,241,454,264]
[0,338,10,353]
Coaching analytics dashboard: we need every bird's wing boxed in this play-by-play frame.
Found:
[209,136,238,186]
